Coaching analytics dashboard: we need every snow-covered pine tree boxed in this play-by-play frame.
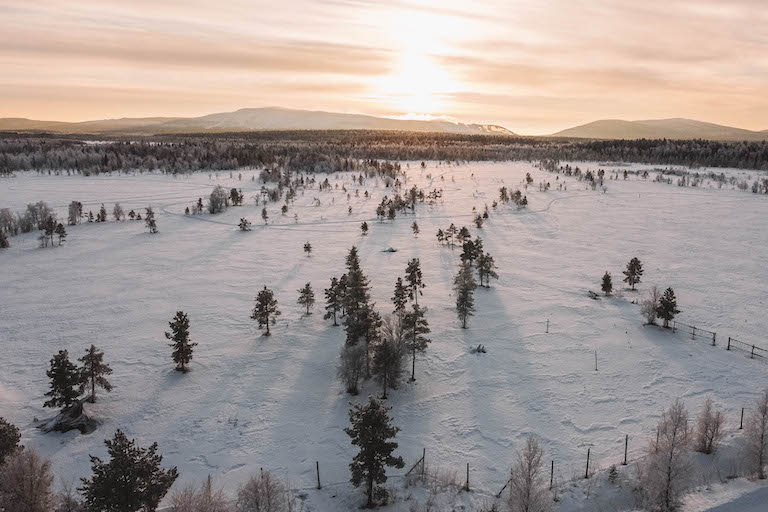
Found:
[403,304,431,381]
[88,211,94,223]
[54,223,67,246]
[404,258,425,306]
[338,273,348,317]
[165,311,197,372]
[303,241,312,257]
[344,398,404,508]
[112,203,124,221]
[128,209,136,220]
[656,288,680,328]
[361,221,368,235]
[78,345,113,402]
[445,224,458,245]
[43,350,80,409]
[297,282,315,315]
[623,257,643,290]
[436,228,445,245]
[252,286,281,335]
[391,277,408,319]
[454,262,477,328]
[457,226,471,245]
[411,221,419,237]
[145,206,157,234]
[474,214,484,228]
[239,218,251,231]
[98,204,108,223]
[372,316,404,399]
[324,277,341,326]
[79,430,178,512]
[476,252,499,287]
[601,271,613,296]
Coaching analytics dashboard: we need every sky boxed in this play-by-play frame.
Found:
[1,0,767,134]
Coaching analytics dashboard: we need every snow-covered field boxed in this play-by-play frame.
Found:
[1,161,767,510]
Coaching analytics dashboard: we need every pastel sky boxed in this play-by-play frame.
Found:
[1,0,767,134]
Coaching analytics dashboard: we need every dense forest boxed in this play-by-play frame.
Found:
[1,131,768,176]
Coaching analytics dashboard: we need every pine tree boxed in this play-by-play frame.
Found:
[460,240,476,265]
[78,345,113,402]
[623,257,643,290]
[252,286,280,335]
[261,207,268,224]
[344,398,404,508]
[436,228,445,245]
[656,288,680,328]
[476,252,499,288]
[474,214,484,228]
[360,221,368,235]
[601,271,613,296]
[145,206,157,234]
[43,350,81,409]
[98,204,108,223]
[404,258,425,306]
[324,277,341,326]
[338,273,348,317]
[0,417,22,466]
[411,221,419,237]
[391,277,408,319]
[128,209,135,220]
[165,311,196,372]
[297,282,315,315]
[446,224,458,245]
[113,203,124,221]
[79,430,178,512]
[372,319,403,399]
[457,226,471,245]
[403,304,431,381]
[343,247,373,346]
[88,211,94,223]
[303,241,312,257]
[454,262,477,328]
[55,223,67,246]
[0,230,9,249]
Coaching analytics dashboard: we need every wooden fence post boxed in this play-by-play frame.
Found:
[712,332,716,346]
[740,408,745,430]
[585,448,590,479]
[550,460,554,489]
[464,463,470,492]
[672,321,676,333]
[623,435,628,466]
[692,326,696,340]
[727,337,731,351]
[751,345,756,359]
[546,319,549,333]
[316,461,321,489]
[421,448,426,478]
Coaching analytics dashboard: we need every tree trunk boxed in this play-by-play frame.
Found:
[366,476,374,508]
[266,314,270,335]
[411,346,416,381]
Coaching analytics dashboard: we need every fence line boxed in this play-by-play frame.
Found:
[670,320,766,362]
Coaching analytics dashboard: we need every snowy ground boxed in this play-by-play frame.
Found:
[1,161,767,510]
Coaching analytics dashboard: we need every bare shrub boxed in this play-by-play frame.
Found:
[0,448,55,512]
[744,390,768,479]
[236,471,295,512]
[508,435,551,512]
[641,286,661,325]
[336,343,365,395]
[695,399,725,454]
[170,475,231,512]
[54,480,86,512]
[639,400,692,511]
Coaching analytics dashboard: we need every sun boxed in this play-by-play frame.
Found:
[372,50,460,116]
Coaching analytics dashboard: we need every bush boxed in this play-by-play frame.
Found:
[170,476,230,512]
[236,471,298,512]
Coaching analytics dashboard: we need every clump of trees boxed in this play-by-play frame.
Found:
[208,185,229,214]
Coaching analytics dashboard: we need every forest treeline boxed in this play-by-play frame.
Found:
[1,131,768,175]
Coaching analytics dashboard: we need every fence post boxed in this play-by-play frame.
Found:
[585,448,590,479]
[623,435,629,466]
[550,460,554,489]
[672,321,676,333]
[316,461,321,489]
[740,408,745,430]
[727,337,731,351]
[751,345,756,359]
[546,319,549,333]
[464,463,470,492]
[712,332,716,347]
[692,326,696,340]
[421,448,426,478]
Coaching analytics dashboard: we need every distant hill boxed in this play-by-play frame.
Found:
[0,107,516,136]
[552,118,768,141]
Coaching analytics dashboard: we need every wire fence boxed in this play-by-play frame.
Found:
[671,320,766,362]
